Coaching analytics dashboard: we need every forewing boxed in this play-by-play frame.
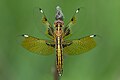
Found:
[63,8,80,38]
[39,8,54,38]
[63,16,76,38]
[21,35,54,55]
[63,35,96,55]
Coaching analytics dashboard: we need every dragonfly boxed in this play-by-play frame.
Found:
[21,6,96,76]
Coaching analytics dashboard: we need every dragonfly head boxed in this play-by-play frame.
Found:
[55,6,64,21]
[54,6,64,29]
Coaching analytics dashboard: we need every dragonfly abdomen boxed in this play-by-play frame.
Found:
[55,36,63,76]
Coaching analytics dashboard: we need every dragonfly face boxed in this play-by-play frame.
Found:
[21,6,96,76]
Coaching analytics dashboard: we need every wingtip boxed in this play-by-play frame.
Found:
[39,8,43,13]
[90,34,96,37]
[76,8,80,13]
[22,34,29,37]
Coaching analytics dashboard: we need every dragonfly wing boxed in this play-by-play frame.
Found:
[21,34,54,55]
[39,8,54,38]
[63,8,80,38]
[63,34,96,55]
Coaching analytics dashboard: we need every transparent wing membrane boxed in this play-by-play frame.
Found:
[21,35,54,55]
[66,8,80,26]
[63,35,96,55]
[39,8,51,26]
[39,8,54,38]
[63,8,80,38]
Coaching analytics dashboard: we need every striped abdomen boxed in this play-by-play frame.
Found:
[55,36,63,76]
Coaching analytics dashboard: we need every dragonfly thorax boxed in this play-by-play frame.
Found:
[54,19,64,37]
[54,24,63,37]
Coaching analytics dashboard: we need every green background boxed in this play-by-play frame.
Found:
[0,0,120,80]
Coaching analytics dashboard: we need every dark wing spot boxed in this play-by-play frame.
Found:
[63,41,72,48]
[48,27,54,37]
[71,18,74,21]
[46,42,55,48]
[63,27,70,37]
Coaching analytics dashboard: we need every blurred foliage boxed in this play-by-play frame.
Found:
[0,0,120,80]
